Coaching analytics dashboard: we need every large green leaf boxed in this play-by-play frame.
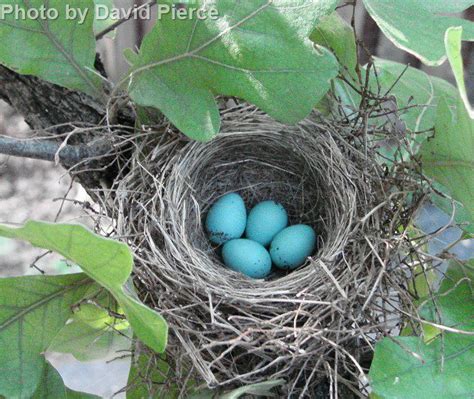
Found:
[331,58,459,133]
[417,1,474,13]
[0,0,103,98]
[426,28,474,233]
[0,221,168,353]
[93,0,117,37]
[310,13,359,116]
[421,96,474,234]
[32,362,100,399]
[370,335,474,399]
[445,27,474,119]
[370,259,474,398]
[127,352,284,398]
[0,273,92,398]
[48,293,132,361]
[363,0,474,66]
[431,188,474,236]
[419,259,474,334]
[310,12,357,76]
[371,58,458,133]
[368,58,459,163]
[127,351,179,399]
[127,0,339,141]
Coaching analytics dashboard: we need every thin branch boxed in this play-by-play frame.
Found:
[0,135,111,166]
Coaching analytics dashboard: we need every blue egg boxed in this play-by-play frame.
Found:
[222,239,272,279]
[270,224,316,270]
[246,200,288,247]
[206,193,247,244]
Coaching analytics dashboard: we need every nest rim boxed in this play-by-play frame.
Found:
[110,105,424,397]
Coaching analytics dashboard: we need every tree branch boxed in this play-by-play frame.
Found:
[0,63,134,192]
[0,136,110,167]
[0,65,105,137]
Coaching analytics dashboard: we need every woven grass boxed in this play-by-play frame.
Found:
[104,102,427,397]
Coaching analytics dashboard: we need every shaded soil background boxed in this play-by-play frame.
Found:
[0,101,131,398]
[0,100,90,275]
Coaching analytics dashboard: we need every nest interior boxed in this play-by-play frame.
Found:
[111,105,422,397]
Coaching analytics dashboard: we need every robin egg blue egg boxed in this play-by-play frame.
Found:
[270,224,316,270]
[246,200,288,247]
[206,193,247,245]
[222,239,272,279]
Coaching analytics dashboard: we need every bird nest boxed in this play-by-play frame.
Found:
[109,104,426,397]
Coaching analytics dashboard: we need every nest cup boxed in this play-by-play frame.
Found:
[114,106,408,397]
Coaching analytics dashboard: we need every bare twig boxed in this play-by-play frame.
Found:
[0,135,111,166]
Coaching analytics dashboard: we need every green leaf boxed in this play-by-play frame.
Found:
[93,0,117,37]
[370,335,474,399]
[431,184,474,235]
[123,48,139,66]
[48,292,132,361]
[419,259,474,333]
[127,0,339,141]
[333,58,459,133]
[371,58,458,133]
[421,96,474,234]
[310,12,357,75]
[32,362,100,399]
[445,27,474,119]
[370,259,474,398]
[127,351,179,399]
[368,59,459,163]
[424,27,474,234]
[329,77,362,118]
[0,0,103,98]
[310,11,359,117]
[363,0,474,66]
[0,273,92,398]
[0,221,168,353]
[408,265,438,304]
[417,1,474,13]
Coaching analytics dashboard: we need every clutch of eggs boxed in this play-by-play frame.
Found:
[206,193,316,279]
